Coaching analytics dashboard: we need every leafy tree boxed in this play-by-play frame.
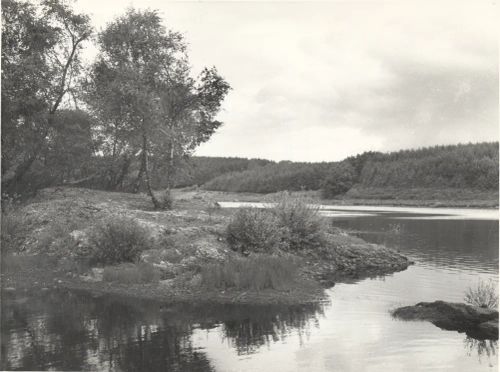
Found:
[86,9,230,208]
[1,0,92,194]
[44,109,96,184]
[320,162,357,198]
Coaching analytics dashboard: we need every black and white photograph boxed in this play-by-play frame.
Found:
[1,0,498,371]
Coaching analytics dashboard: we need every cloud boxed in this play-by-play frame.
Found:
[76,0,499,161]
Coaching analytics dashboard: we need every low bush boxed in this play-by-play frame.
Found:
[88,217,152,265]
[103,262,161,284]
[464,279,498,309]
[200,255,298,291]
[226,208,282,254]
[272,194,325,251]
[226,195,326,254]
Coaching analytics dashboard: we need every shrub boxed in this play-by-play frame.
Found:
[88,217,151,265]
[272,194,325,251]
[200,255,298,291]
[103,262,161,284]
[226,208,282,254]
[464,279,498,309]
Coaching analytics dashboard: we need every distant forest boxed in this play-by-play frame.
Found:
[172,142,498,198]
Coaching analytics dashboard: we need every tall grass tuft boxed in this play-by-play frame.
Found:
[200,255,298,291]
[464,279,498,309]
[88,217,152,265]
[103,262,161,284]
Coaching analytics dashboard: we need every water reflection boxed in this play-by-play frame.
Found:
[216,302,323,355]
[464,337,498,367]
[1,289,325,371]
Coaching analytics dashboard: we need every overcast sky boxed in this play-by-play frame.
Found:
[75,0,498,162]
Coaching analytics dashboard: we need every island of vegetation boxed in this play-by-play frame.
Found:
[1,187,411,305]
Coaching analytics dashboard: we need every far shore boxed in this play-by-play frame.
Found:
[173,188,499,209]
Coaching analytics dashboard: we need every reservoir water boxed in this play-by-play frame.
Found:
[1,206,498,371]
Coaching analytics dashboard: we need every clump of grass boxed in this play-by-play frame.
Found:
[464,279,498,309]
[200,255,298,291]
[103,262,161,284]
[272,194,325,251]
[226,194,325,254]
[88,217,152,265]
[226,208,283,254]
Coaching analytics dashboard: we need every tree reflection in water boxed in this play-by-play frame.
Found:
[1,289,325,371]
[464,337,498,367]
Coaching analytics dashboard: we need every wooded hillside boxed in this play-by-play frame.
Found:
[193,142,498,197]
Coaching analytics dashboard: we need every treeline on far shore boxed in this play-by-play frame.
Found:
[176,142,498,199]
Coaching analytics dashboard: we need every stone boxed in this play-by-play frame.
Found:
[392,301,498,340]
[478,320,499,339]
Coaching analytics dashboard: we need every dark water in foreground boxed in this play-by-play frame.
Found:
[1,208,498,371]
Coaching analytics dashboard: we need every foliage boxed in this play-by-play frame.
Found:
[204,161,335,193]
[1,0,92,195]
[44,109,96,184]
[358,142,498,190]
[202,143,498,195]
[88,218,152,265]
[1,3,230,201]
[272,194,325,251]
[168,156,272,188]
[226,195,325,253]
[85,8,230,207]
[320,161,357,198]
[103,262,161,284]
[200,255,298,291]
[464,279,498,309]
[226,208,283,254]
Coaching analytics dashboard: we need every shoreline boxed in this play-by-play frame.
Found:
[189,189,498,209]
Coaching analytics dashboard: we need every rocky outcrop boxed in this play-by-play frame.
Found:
[392,301,498,340]
[303,232,412,286]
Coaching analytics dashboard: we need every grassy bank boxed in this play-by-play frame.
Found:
[1,187,411,305]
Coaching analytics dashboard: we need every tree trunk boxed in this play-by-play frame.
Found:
[114,153,131,190]
[132,152,145,193]
[141,133,160,208]
[164,142,175,189]
[1,152,38,193]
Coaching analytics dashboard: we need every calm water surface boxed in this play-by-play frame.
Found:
[1,206,498,371]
